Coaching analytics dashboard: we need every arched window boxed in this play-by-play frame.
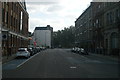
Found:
[111,32,118,49]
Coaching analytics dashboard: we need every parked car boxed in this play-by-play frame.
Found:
[79,48,88,55]
[36,47,41,52]
[16,48,30,58]
[71,48,75,52]
[32,48,38,54]
[76,47,81,53]
[28,48,34,56]
[40,47,46,50]
[71,47,81,53]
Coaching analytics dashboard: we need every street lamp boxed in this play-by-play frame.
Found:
[45,31,47,47]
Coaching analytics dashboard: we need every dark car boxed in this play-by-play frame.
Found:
[28,48,34,56]
[34,48,38,54]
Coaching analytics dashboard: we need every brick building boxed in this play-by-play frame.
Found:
[75,5,93,51]
[0,1,2,61]
[92,2,120,55]
[1,2,29,57]
[75,2,120,55]
[91,2,105,54]
[103,2,120,55]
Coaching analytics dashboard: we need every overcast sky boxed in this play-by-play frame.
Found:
[26,0,92,32]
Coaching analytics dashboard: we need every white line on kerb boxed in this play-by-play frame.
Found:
[17,52,40,68]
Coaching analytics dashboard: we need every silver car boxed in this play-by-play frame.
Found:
[16,48,30,58]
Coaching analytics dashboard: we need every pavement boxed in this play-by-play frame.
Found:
[2,54,16,64]
[89,52,119,62]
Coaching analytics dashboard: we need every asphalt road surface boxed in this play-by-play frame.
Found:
[2,49,120,78]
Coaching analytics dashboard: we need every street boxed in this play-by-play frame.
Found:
[2,49,120,78]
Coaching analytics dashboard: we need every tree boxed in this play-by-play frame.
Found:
[53,26,75,48]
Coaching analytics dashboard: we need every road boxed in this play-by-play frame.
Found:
[2,49,120,78]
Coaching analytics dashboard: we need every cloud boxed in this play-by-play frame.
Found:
[26,2,62,14]
[29,17,66,32]
[47,4,64,12]
[26,0,60,3]
[27,2,58,6]
[26,0,92,32]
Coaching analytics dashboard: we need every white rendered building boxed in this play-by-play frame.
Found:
[33,25,53,48]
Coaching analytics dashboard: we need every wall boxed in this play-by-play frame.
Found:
[0,1,2,79]
[0,1,2,61]
[1,2,29,56]
[34,30,51,48]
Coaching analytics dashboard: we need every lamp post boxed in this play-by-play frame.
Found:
[45,31,47,47]
[0,2,2,62]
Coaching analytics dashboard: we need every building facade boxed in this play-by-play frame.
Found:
[33,25,53,48]
[75,5,93,52]
[1,2,29,57]
[92,2,105,54]
[103,2,120,55]
[0,1,2,61]
[75,2,120,55]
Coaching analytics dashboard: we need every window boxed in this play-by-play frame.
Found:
[12,17,14,27]
[94,22,96,27]
[16,5,18,13]
[2,2,4,8]
[2,9,5,23]
[111,33,118,48]
[11,16,12,26]
[106,13,109,24]
[106,39,108,49]
[14,3,16,12]
[96,19,98,24]
[14,18,15,27]
[20,11,23,31]
[96,19,99,27]
[12,2,14,11]
[115,9,120,22]
[16,19,17,28]
[98,5,101,9]
[6,4,8,11]
[6,12,8,24]
[106,12,113,24]
[109,12,112,23]
[5,11,7,23]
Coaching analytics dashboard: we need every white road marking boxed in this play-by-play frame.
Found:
[17,52,40,68]
[70,66,77,68]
